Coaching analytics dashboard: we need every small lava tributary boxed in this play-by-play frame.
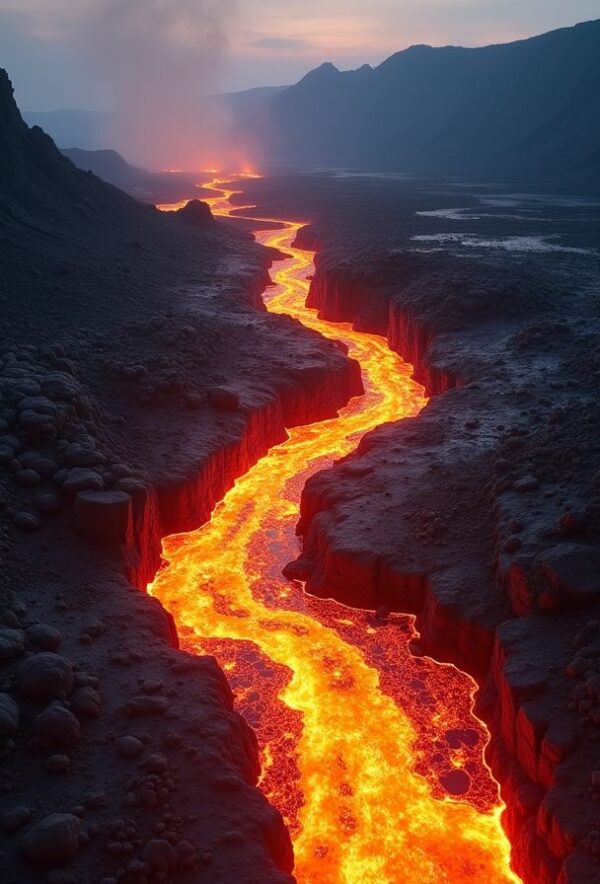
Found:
[153,177,521,882]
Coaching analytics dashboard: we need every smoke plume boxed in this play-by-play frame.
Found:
[80,0,237,169]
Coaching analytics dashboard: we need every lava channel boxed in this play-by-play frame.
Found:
[151,177,521,883]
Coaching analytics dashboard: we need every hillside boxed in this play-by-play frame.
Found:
[0,69,359,883]
[254,19,600,185]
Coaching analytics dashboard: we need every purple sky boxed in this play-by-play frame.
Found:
[1,0,598,110]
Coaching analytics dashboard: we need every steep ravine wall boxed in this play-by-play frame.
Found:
[307,268,458,395]
[123,357,362,589]
[298,265,587,884]
[108,321,362,881]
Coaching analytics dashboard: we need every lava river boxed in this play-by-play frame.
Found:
[151,177,520,883]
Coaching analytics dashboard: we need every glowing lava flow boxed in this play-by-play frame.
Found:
[151,178,521,883]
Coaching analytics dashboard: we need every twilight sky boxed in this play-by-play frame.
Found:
[0,0,598,111]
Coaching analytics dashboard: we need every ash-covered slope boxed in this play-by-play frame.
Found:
[255,19,600,186]
[0,73,361,884]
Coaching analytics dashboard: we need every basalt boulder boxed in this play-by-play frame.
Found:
[17,653,74,700]
[74,489,131,544]
[21,813,80,864]
[173,199,215,227]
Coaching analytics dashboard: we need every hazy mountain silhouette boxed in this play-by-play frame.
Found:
[59,147,209,203]
[23,109,113,150]
[24,88,287,155]
[61,147,145,184]
[255,19,600,185]
[218,84,289,125]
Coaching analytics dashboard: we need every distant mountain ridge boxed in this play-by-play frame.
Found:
[253,19,600,185]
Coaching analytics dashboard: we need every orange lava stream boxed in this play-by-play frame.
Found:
[151,178,520,883]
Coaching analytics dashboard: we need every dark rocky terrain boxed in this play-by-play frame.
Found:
[0,73,362,883]
[232,172,600,883]
[247,19,600,188]
[5,33,600,879]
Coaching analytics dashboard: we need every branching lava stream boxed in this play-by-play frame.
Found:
[152,178,520,883]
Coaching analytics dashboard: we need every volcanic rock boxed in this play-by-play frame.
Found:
[534,544,600,609]
[26,623,62,651]
[123,695,170,716]
[0,627,25,662]
[19,410,57,441]
[19,452,58,477]
[74,489,131,544]
[63,443,104,468]
[61,468,104,496]
[45,753,70,773]
[17,396,57,416]
[41,373,79,403]
[71,686,101,718]
[15,469,42,487]
[173,199,215,227]
[21,813,81,864]
[142,838,178,871]
[2,806,31,832]
[0,692,20,735]
[17,653,74,699]
[116,735,143,758]
[32,704,81,748]
[0,435,20,454]
[513,475,539,492]
[13,511,41,531]
[146,753,167,773]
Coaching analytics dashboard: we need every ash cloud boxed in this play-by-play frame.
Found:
[79,0,238,170]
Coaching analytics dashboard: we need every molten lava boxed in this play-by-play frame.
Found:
[151,178,520,882]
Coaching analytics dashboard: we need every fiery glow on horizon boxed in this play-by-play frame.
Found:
[151,178,521,882]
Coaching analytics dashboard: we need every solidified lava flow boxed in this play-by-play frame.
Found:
[151,178,521,883]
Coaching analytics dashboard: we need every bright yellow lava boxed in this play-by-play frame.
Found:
[151,178,521,883]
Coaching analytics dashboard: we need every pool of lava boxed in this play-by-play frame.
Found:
[151,178,520,883]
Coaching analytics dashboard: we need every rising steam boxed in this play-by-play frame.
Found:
[81,0,238,169]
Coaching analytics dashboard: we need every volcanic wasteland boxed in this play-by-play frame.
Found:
[1,58,600,884]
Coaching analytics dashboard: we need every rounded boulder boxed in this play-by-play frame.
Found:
[18,653,74,700]
[0,627,25,662]
[21,813,80,864]
[26,624,62,652]
[0,692,20,735]
[33,704,80,748]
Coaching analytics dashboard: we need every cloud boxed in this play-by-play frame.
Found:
[75,0,239,168]
[3,0,599,114]
[250,36,310,51]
